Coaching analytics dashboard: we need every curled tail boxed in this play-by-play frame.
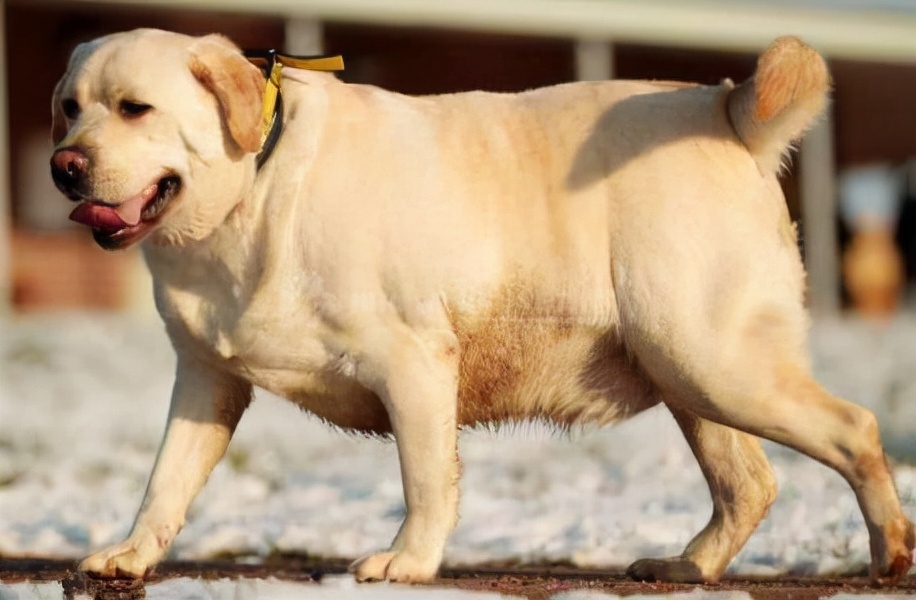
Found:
[727,36,830,173]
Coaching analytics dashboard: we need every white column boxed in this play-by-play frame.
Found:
[0,0,11,314]
[285,17,324,55]
[575,38,613,82]
[799,108,841,314]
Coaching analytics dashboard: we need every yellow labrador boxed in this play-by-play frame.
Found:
[51,29,914,584]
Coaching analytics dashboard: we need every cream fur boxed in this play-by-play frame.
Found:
[51,30,914,585]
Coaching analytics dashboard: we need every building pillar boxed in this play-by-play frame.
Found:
[575,38,613,82]
[285,17,324,55]
[799,108,841,314]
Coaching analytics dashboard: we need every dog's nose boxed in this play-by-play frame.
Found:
[50,147,89,198]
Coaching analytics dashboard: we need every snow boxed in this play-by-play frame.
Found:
[0,578,761,600]
[0,312,915,600]
[0,576,509,600]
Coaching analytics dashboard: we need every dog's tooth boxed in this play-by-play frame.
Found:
[116,183,159,226]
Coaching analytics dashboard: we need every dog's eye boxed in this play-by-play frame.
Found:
[119,100,153,118]
[61,99,81,120]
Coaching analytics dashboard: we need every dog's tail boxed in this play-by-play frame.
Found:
[727,36,830,173]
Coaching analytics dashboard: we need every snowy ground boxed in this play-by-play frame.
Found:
[1,313,915,600]
[0,576,777,600]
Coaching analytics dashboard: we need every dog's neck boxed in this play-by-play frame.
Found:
[246,50,345,169]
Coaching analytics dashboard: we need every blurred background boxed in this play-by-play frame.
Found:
[1,0,916,317]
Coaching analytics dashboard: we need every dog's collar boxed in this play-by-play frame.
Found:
[244,50,345,169]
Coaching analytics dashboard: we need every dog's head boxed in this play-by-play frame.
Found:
[50,29,265,249]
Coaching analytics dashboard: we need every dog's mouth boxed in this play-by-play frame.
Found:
[69,175,181,250]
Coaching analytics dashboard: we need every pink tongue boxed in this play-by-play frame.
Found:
[68,183,158,232]
[69,203,129,232]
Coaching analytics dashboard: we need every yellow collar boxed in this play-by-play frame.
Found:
[245,50,345,168]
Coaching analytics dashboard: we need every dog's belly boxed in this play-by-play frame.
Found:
[249,367,393,434]
[246,321,657,435]
[455,318,658,428]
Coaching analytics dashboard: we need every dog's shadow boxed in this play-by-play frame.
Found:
[565,84,736,193]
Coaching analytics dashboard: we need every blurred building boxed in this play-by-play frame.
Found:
[2,0,915,313]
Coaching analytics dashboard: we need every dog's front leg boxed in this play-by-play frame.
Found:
[350,330,460,583]
[80,356,251,578]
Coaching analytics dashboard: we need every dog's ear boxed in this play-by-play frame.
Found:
[51,40,99,145]
[189,35,265,154]
[50,77,69,145]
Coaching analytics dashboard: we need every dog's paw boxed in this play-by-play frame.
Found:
[349,550,439,583]
[626,557,707,583]
[79,541,156,579]
[870,516,916,586]
[871,553,913,587]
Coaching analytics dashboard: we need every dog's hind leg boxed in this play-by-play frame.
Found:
[646,348,914,585]
[619,275,912,584]
[628,408,777,583]
[695,368,915,585]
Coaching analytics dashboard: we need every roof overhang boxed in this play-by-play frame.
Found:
[66,0,916,64]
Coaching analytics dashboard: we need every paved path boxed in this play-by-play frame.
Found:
[1,557,914,599]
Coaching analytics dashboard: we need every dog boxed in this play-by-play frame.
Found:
[51,29,914,584]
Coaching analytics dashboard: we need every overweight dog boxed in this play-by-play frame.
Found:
[50,29,914,584]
